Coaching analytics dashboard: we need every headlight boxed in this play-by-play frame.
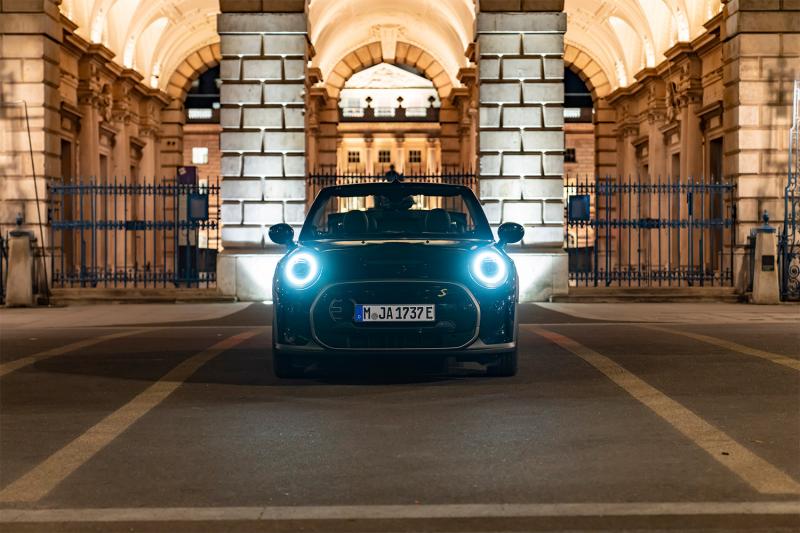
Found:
[284,252,320,289]
[470,250,508,288]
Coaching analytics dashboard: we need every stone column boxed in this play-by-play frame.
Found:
[364,137,374,174]
[395,135,406,174]
[477,1,567,301]
[593,98,617,178]
[111,77,135,180]
[722,0,800,290]
[427,137,438,174]
[217,0,308,300]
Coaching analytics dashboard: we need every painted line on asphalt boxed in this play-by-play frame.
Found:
[0,501,798,523]
[0,328,156,378]
[638,325,800,372]
[528,325,800,496]
[0,327,265,504]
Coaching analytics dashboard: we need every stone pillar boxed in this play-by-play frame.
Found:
[722,0,800,290]
[427,137,438,174]
[159,98,185,180]
[364,137,374,174]
[0,0,62,283]
[217,1,308,300]
[111,77,135,180]
[594,98,617,178]
[395,135,406,174]
[477,2,567,301]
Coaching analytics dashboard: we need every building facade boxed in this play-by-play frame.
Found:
[1,0,798,300]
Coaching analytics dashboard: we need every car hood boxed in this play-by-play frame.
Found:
[298,239,499,281]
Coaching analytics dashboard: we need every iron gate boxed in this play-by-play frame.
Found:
[779,80,800,301]
[49,177,220,288]
[566,175,736,287]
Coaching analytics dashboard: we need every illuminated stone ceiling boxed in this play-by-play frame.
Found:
[59,0,722,96]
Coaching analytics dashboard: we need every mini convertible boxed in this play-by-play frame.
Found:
[269,181,524,378]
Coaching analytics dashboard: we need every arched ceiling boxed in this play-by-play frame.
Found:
[564,0,723,91]
[59,0,220,92]
[58,0,723,98]
[308,0,475,95]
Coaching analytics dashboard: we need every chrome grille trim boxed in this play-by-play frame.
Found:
[309,279,480,351]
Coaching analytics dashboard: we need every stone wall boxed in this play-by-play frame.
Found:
[722,0,800,288]
[477,10,568,300]
[601,3,800,290]
[0,0,62,243]
[216,4,308,300]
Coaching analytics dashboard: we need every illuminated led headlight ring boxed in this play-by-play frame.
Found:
[471,250,508,288]
[285,252,320,288]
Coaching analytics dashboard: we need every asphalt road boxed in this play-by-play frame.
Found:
[0,303,798,532]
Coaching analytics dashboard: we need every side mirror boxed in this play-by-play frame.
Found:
[269,223,295,246]
[497,222,524,248]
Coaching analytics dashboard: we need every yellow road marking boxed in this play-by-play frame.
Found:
[0,329,154,378]
[528,325,800,496]
[0,501,798,523]
[638,325,800,372]
[0,328,264,503]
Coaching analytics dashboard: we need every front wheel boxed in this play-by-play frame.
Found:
[273,352,305,379]
[486,349,518,377]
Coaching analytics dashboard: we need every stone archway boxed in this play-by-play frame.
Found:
[325,42,453,99]
[309,41,472,173]
[159,43,221,178]
[564,43,615,179]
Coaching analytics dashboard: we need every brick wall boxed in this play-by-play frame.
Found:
[183,124,222,181]
[565,122,594,178]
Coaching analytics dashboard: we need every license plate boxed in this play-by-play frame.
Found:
[354,304,435,323]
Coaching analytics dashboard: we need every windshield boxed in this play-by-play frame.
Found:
[300,184,493,241]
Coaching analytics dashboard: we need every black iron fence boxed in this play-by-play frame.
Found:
[566,175,736,287]
[779,80,800,301]
[307,171,479,207]
[49,177,220,288]
[0,234,7,304]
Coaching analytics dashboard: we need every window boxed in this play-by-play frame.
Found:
[378,150,391,163]
[408,150,422,164]
[347,151,361,164]
[192,147,209,165]
[564,148,576,163]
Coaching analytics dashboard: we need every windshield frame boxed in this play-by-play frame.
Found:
[299,182,494,242]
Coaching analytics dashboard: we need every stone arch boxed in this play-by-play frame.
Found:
[159,43,221,178]
[165,43,222,102]
[325,42,454,99]
[564,43,612,101]
[563,43,616,179]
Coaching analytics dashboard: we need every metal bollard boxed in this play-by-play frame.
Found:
[751,211,780,304]
[5,216,36,307]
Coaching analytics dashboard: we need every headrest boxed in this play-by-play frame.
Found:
[425,208,451,233]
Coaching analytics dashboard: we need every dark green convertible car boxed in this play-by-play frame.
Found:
[268,180,524,378]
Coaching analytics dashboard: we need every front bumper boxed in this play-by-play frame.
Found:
[274,279,517,358]
[274,338,516,359]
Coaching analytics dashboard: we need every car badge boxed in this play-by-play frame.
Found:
[437,288,448,298]
[329,299,344,321]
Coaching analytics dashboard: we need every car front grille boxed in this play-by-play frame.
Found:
[310,281,479,350]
